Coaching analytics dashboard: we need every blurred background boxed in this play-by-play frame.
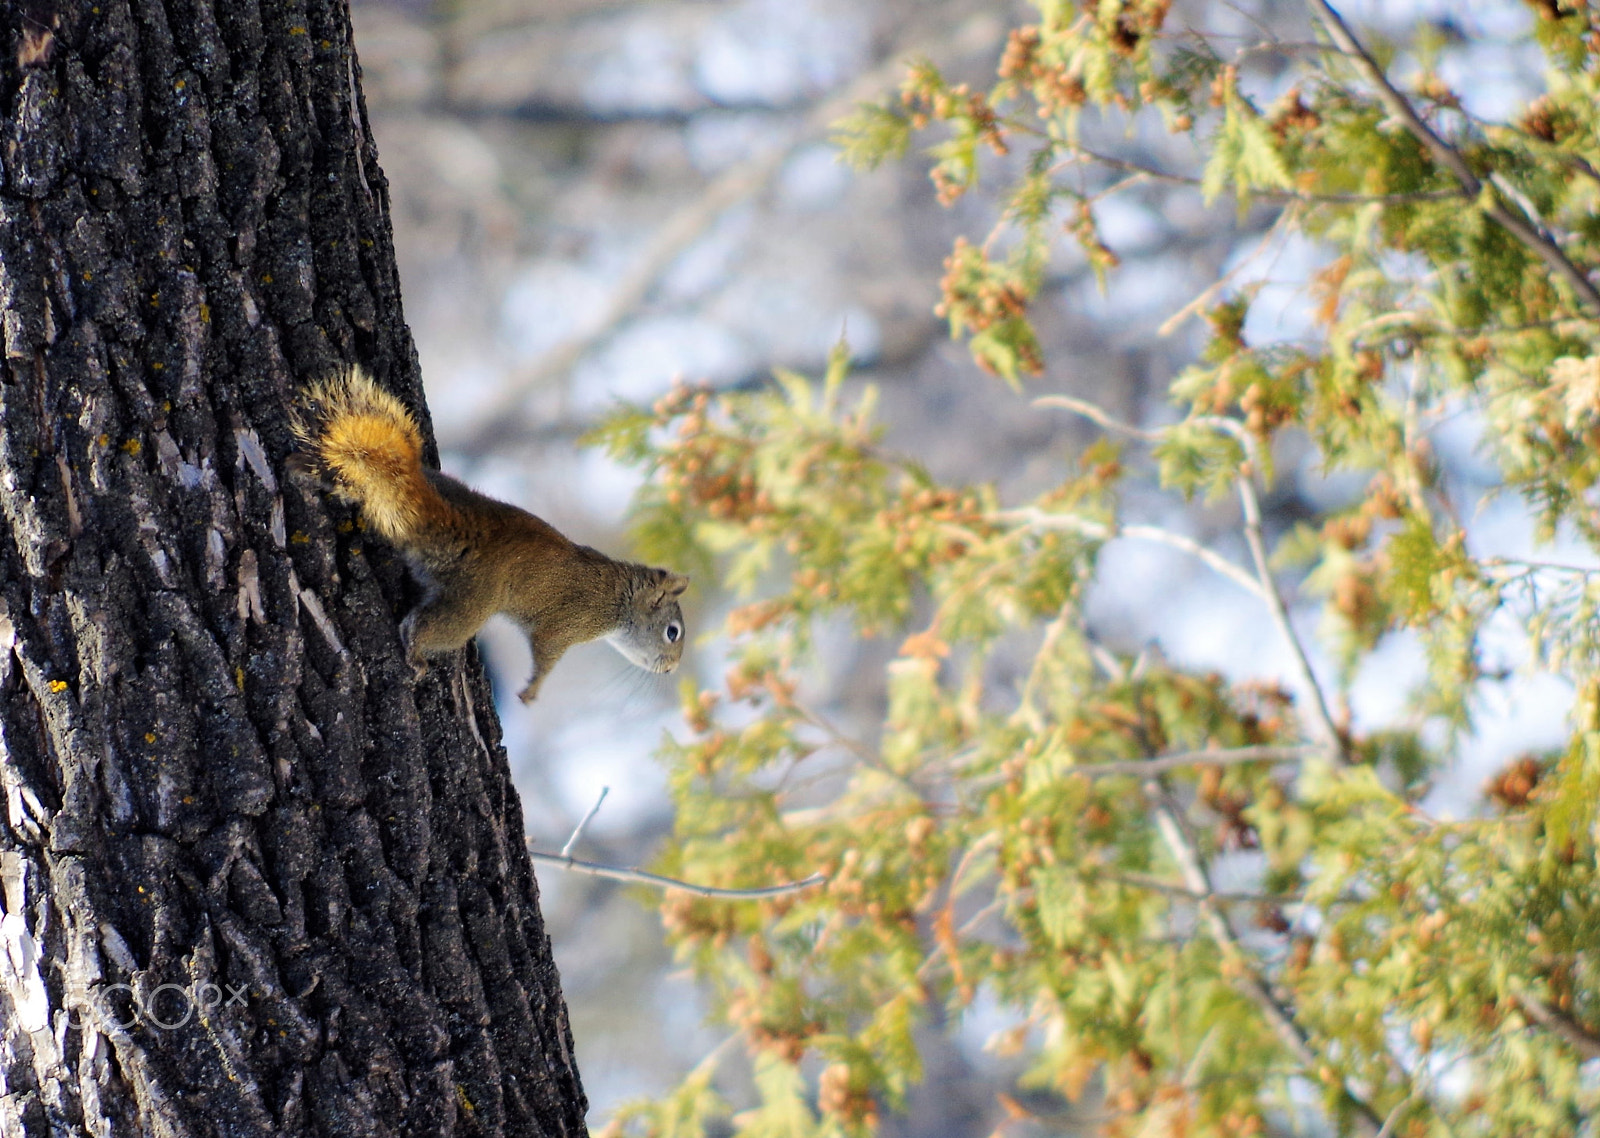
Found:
[347,0,1570,1130]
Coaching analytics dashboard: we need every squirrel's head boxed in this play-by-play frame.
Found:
[607,567,690,675]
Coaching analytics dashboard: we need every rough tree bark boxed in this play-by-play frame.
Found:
[0,2,588,1135]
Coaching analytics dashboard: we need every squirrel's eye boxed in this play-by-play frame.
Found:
[664,622,681,644]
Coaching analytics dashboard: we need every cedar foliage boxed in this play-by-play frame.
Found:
[594,3,1600,1136]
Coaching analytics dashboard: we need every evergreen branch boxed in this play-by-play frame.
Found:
[1069,743,1324,778]
[1516,995,1600,1061]
[1061,145,1466,203]
[1032,394,1347,762]
[1558,151,1600,193]
[1093,868,1301,905]
[527,846,827,899]
[1373,1087,1425,1138]
[996,506,1265,598]
[1307,0,1600,319]
[1074,657,1401,1130]
[1142,778,1389,1135]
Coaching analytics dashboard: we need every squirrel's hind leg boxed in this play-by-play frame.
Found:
[400,583,496,672]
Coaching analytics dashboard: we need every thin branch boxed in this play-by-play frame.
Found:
[1158,204,1301,337]
[948,832,1001,899]
[1374,1086,1424,1138]
[1034,393,1243,445]
[996,506,1265,598]
[1483,557,1600,578]
[954,897,1004,938]
[1093,868,1299,905]
[559,786,609,858]
[1233,466,1348,763]
[1141,776,1387,1136]
[1062,144,1466,204]
[915,896,1006,982]
[1033,394,1346,762]
[780,695,936,805]
[1034,394,1163,442]
[914,834,1004,983]
[1558,150,1600,194]
[1069,743,1324,779]
[1516,995,1600,1061]
[1307,0,1600,319]
[787,699,882,769]
[526,846,827,899]
[1016,596,1078,731]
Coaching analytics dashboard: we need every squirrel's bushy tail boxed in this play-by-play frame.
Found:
[295,365,450,542]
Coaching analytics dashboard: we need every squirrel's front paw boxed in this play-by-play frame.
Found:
[518,673,544,704]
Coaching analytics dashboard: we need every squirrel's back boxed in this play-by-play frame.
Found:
[295,366,453,542]
[295,363,689,701]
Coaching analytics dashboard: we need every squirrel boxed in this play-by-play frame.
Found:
[293,365,689,703]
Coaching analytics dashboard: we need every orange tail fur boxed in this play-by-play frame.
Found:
[295,366,451,542]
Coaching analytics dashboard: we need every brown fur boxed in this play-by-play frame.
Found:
[296,366,689,701]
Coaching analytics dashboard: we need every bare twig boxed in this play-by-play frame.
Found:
[527,845,827,899]
[559,786,609,858]
[1307,0,1600,319]
[1483,556,1600,578]
[782,696,937,804]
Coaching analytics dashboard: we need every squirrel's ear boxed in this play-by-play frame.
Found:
[663,573,690,599]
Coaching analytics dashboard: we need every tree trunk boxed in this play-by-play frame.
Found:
[0,3,588,1135]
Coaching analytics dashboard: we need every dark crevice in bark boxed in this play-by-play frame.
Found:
[0,2,587,1135]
